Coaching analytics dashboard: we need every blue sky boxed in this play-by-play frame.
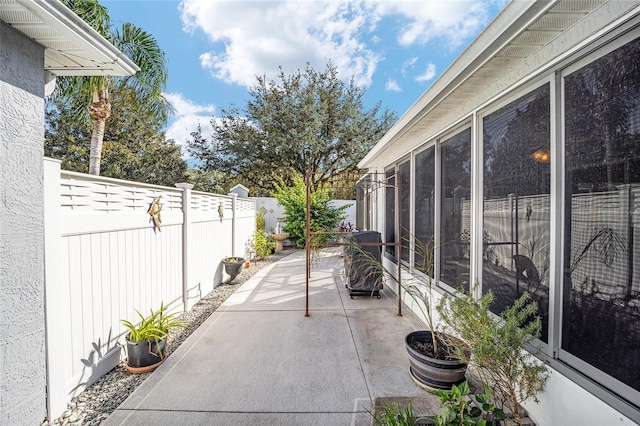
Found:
[102,0,507,150]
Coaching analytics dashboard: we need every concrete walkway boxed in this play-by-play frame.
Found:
[105,249,437,425]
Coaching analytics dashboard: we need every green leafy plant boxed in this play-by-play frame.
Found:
[437,289,548,426]
[432,381,507,426]
[121,302,184,346]
[253,230,276,258]
[256,209,266,232]
[273,175,347,247]
[372,400,428,426]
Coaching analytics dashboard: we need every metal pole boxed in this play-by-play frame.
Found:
[395,172,402,316]
[305,171,311,317]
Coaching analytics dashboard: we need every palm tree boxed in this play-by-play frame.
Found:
[51,0,172,175]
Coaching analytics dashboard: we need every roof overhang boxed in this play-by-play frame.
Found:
[359,0,637,170]
[0,0,138,77]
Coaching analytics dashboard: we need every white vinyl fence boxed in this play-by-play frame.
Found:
[43,158,255,419]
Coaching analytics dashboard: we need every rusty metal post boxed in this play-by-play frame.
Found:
[395,171,402,316]
[305,171,311,317]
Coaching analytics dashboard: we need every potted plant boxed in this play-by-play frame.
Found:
[437,288,549,426]
[120,302,184,374]
[351,236,467,390]
[222,256,246,282]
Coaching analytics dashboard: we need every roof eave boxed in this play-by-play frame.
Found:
[358,0,555,169]
[17,0,139,76]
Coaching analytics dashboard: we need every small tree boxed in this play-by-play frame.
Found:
[273,175,347,247]
[187,61,397,195]
[438,289,549,426]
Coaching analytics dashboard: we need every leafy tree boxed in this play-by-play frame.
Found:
[185,167,228,194]
[273,175,347,247]
[187,61,397,196]
[46,83,187,187]
[50,0,171,176]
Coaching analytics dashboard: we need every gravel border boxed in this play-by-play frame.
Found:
[43,250,296,426]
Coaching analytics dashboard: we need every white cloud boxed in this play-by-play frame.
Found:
[401,57,418,77]
[178,0,495,98]
[180,0,381,89]
[416,63,437,83]
[371,1,490,49]
[164,92,216,151]
[385,78,401,92]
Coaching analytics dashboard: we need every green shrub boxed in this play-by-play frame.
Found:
[437,289,548,426]
[256,209,266,232]
[253,230,276,258]
[273,175,347,247]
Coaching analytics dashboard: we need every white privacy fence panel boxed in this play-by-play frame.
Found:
[43,159,255,419]
[235,198,257,259]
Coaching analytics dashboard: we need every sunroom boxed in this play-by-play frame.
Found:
[357,1,640,424]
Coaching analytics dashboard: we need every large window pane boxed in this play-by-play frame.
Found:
[482,83,551,343]
[399,160,411,263]
[563,37,640,393]
[385,167,396,258]
[414,147,435,273]
[440,130,471,291]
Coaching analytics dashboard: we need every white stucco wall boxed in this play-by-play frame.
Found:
[0,23,47,425]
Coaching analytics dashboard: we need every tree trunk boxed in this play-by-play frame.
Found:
[88,87,111,175]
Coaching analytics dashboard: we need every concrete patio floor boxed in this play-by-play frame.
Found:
[104,248,439,425]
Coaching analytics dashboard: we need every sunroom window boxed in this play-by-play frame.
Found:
[440,130,471,292]
[399,160,411,263]
[562,35,640,398]
[384,167,396,258]
[482,83,551,343]
[414,147,435,272]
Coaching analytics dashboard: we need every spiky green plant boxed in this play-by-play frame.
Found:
[121,302,185,360]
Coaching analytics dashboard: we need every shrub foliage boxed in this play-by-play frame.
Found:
[273,175,347,247]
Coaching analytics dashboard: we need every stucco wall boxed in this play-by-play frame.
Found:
[0,23,47,425]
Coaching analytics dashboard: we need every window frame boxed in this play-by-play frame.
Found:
[437,126,473,294]
[476,77,554,349]
[557,28,640,409]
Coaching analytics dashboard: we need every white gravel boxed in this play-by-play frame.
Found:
[42,250,295,426]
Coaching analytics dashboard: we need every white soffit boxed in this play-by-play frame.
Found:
[359,0,611,169]
[0,0,138,76]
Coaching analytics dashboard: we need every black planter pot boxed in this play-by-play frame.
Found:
[405,331,467,390]
[126,335,167,371]
[222,257,245,282]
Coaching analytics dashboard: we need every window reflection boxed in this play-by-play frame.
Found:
[385,168,396,258]
[563,37,640,392]
[482,84,551,343]
[399,161,411,263]
[440,130,471,291]
[414,147,435,272]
